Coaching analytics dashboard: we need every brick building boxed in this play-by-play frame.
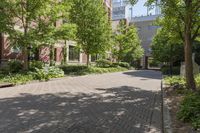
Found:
[0,0,112,66]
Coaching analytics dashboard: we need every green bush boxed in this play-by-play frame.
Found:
[164,76,186,87]
[29,61,44,71]
[161,66,180,75]
[59,65,128,75]
[59,65,88,75]
[177,93,200,129]
[87,67,127,74]
[8,60,23,73]
[34,66,64,81]
[96,59,112,68]
[113,62,130,68]
[0,74,33,85]
[47,67,64,78]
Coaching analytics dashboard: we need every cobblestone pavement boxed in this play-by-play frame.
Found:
[0,70,162,133]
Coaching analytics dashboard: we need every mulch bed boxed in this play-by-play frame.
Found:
[164,87,199,133]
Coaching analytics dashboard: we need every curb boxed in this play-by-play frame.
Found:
[161,80,173,133]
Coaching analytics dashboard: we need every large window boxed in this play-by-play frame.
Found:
[69,45,80,62]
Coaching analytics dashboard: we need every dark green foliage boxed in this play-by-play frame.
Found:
[164,76,186,87]
[29,61,44,71]
[112,62,130,69]
[151,28,184,63]
[96,59,112,68]
[87,67,127,74]
[8,60,23,73]
[59,65,128,75]
[59,65,88,75]
[161,66,180,75]
[0,66,64,84]
[177,93,200,129]
[0,74,33,85]
[113,20,143,62]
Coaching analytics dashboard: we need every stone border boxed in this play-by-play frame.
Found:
[161,79,173,133]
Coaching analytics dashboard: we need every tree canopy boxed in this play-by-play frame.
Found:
[113,20,144,63]
[147,0,200,90]
[69,0,112,66]
[0,0,76,69]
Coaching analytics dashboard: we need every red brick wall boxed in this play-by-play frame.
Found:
[0,35,23,61]
[55,47,63,63]
[39,46,50,63]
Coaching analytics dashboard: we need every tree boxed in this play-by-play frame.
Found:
[0,0,75,69]
[55,22,77,64]
[113,20,144,63]
[146,0,200,90]
[69,0,112,66]
[151,27,184,64]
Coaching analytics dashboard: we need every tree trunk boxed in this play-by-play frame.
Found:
[0,33,3,65]
[184,35,196,90]
[86,53,90,67]
[22,47,28,70]
[184,0,196,90]
[50,45,54,66]
[63,41,67,64]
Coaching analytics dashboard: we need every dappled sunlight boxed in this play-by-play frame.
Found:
[0,86,161,133]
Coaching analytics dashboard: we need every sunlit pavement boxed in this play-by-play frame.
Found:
[0,70,162,133]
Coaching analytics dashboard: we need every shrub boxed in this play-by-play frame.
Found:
[87,67,127,74]
[177,93,200,129]
[59,65,88,75]
[8,60,23,73]
[0,74,33,85]
[29,61,44,71]
[164,76,186,87]
[96,59,112,68]
[161,66,180,75]
[34,66,64,81]
[47,67,64,78]
[59,65,128,75]
[115,62,130,68]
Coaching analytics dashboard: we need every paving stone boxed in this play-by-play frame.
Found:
[0,70,162,133]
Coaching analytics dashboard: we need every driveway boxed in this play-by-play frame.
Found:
[0,70,162,133]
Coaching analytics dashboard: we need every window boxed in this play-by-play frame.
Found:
[91,54,98,62]
[69,45,80,61]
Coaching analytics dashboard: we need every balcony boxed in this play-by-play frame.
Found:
[112,0,129,7]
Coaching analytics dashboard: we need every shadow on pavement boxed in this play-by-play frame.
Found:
[123,70,162,80]
[0,86,161,133]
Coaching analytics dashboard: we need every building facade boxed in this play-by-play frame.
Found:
[0,1,112,66]
[112,0,161,69]
[129,15,160,69]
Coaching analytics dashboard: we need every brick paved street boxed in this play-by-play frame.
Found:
[0,70,162,133]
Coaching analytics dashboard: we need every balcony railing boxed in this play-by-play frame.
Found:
[112,0,129,7]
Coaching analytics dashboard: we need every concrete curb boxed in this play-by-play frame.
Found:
[161,80,173,133]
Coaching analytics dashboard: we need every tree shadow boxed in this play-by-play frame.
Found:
[123,70,162,80]
[0,86,161,133]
